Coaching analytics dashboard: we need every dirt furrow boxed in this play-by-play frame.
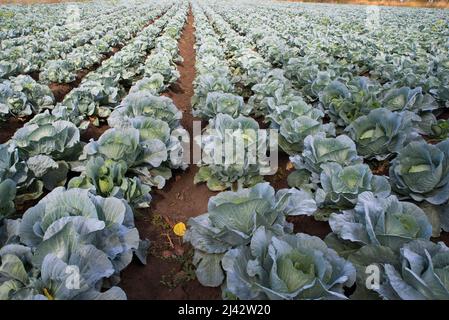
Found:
[119,8,221,300]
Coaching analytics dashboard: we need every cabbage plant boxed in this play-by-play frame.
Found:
[194,113,265,191]
[0,76,54,120]
[278,116,334,156]
[82,121,187,189]
[10,75,54,111]
[0,143,28,186]
[191,73,235,111]
[326,192,432,254]
[11,116,81,191]
[129,74,166,95]
[108,92,182,129]
[66,46,102,70]
[222,227,355,300]
[389,139,449,205]
[348,240,449,300]
[68,157,151,209]
[12,118,81,160]
[284,61,333,101]
[266,98,324,128]
[288,133,362,189]
[381,86,438,113]
[256,35,299,67]
[184,183,317,287]
[0,230,127,300]
[319,77,381,127]
[143,52,180,85]
[0,60,20,79]
[155,35,183,63]
[39,60,76,84]
[0,179,16,220]
[230,48,270,96]
[0,143,40,203]
[430,119,449,141]
[18,187,148,277]
[248,69,297,115]
[90,93,187,190]
[82,127,168,187]
[192,92,251,119]
[316,163,391,209]
[345,108,418,160]
[60,75,125,126]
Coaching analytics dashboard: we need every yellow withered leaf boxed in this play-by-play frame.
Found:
[173,222,187,237]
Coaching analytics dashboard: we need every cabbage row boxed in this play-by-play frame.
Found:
[191,2,274,191]
[75,2,190,197]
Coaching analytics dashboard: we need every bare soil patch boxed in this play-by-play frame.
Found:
[0,117,30,144]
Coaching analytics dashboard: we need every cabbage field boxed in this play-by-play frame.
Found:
[0,0,448,301]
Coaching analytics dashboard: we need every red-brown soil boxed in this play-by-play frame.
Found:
[266,151,290,189]
[80,122,110,142]
[288,216,332,239]
[120,9,221,300]
[0,117,30,144]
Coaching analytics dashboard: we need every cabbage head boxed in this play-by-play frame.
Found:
[193,92,251,119]
[129,74,166,95]
[18,187,147,276]
[288,133,362,189]
[0,228,127,300]
[316,163,391,209]
[346,108,419,160]
[326,192,432,253]
[0,76,54,120]
[11,117,81,191]
[68,156,151,209]
[266,98,324,128]
[194,113,265,191]
[389,139,449,205]
[184,183,317,287]
[278,116,334,156]
[39,60,76,84]
[222,227,355,300]
[108,92,182,129]
[347,240,449,300]
[191,73,234,111]
[319,77,381,127]
[381,86,438,113]
[143,52,180,85]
